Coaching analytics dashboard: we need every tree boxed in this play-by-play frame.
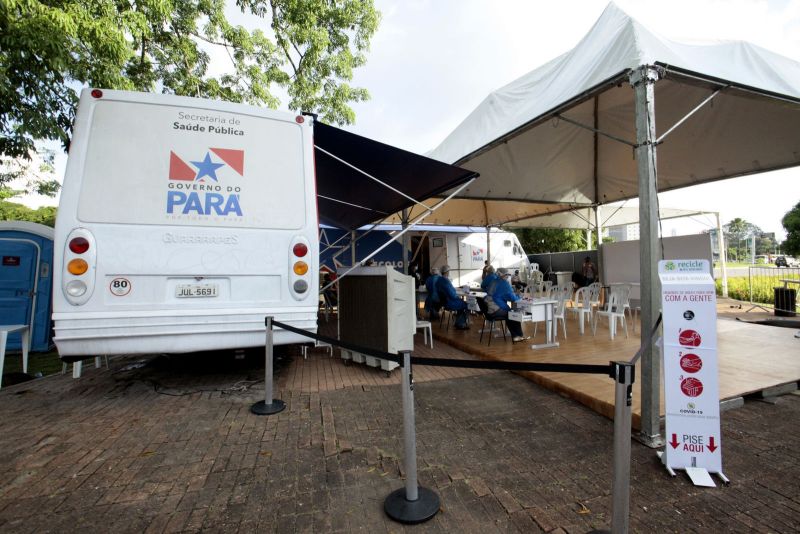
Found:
[0,195,58,226]
[510,227,589,254]
[0,148,60,198]
[723,217,761,262]
[0,0,380,169]
[781,201,800,256]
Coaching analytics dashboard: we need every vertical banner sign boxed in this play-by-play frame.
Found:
[659,259,723,476]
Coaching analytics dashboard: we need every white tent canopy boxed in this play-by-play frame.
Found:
[429,3,800,205]
[417,2,800,445]
[502,205,714,230]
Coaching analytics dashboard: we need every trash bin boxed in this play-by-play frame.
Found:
[774,287,797,317]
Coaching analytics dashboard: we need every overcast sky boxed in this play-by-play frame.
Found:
[21,0,800,240]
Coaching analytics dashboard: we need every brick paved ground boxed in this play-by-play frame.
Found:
[1,343,799,533]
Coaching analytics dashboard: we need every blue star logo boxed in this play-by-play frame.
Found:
[191,152,225,182]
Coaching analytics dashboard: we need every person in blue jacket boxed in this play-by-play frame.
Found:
[481,265,498,291]
[435,264,469,329]
[486,267,527,341]
[424,267,442,320]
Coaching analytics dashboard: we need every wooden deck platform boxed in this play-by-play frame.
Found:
[430,304,800,429]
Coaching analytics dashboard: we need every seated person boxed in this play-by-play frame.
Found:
[435,264,469,329]
[511,270,527,291]
[481,265,498,291]
[424,268,442,320]
[486,267,527,342]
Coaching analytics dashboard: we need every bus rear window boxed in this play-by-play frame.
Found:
[77,101,307,229]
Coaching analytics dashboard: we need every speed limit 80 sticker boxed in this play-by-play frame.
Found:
[109,277,132,296]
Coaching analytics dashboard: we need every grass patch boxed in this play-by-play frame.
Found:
[717,274,800,310]
[2,349,95,378]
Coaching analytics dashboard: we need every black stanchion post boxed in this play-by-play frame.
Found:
[590,361,634,534]
[611,361,634,534]
[384,351,440,524]
[250,316,286,415]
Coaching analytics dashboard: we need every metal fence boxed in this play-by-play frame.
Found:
[746,266,800,315]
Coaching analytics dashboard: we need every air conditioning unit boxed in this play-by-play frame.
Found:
[337,266,415,372]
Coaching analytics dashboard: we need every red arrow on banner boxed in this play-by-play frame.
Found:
[669,434,680,449]
[707,436,718,453]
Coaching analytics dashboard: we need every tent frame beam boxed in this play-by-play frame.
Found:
[321,178,478,292]
[656,86,727,145]
[316,146,433,211]
[556,114,637,148]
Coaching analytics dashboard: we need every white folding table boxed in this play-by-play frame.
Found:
[509,298,559,349]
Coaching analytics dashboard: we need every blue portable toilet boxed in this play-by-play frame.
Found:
[0,221,55,352]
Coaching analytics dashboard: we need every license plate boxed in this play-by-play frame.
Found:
[176,284,219,298]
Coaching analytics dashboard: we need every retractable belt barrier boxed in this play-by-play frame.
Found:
[253,314,663,532]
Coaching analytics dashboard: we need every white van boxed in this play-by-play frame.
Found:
[53,89,319,358]
[320,225,530,287]
[418,226,530,287]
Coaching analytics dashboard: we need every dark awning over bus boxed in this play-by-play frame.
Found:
[313,122,479,230]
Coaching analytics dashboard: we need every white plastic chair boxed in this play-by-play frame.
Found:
[616,284,633,323]
[568,286,593,335]
[416,320,433,348]
[528,270,544,295]
[588,282,602,312]
[541,280,553,297]
[592,291,628,340]
[553,291,568,339]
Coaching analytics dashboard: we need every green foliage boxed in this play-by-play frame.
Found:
[0,0,380,161]
[0,199,57,226]
[0,148,61,196]
[510,227,589,254]
[781,200,800,256]
[717,273,800,310]
[722,217,762,262]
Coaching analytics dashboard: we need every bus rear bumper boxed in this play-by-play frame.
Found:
[53,308,319,358]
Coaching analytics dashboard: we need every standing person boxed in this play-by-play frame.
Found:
[582,256,598,287]
[481,265,498,291]
[409,264,422,288]
[486,268,527,341]
[436,265,470,329]
[482,260,492,280]
[424,268,442,320]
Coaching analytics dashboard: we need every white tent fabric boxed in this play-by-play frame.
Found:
[380,199,575,227]
[426,2,800,210]
[502,206,713,230]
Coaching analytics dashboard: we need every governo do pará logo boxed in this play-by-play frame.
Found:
[166,148,245,216]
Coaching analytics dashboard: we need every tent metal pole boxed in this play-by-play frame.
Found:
[401,209,410,274]
[484,201,491,263]
[716,213,728,298]
[595,205,603,270]
[350,230,357,266]
[630,65,664,448]
[592,96,603,270]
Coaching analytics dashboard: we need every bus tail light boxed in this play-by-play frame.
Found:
[67,259,89,275]
[293,261,308,275]
[293,243,308,257]
[62,228,96,305]
[69,237,90,254]
[289,237,312,299]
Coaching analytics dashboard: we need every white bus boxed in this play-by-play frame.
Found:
[53,89,319,359]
